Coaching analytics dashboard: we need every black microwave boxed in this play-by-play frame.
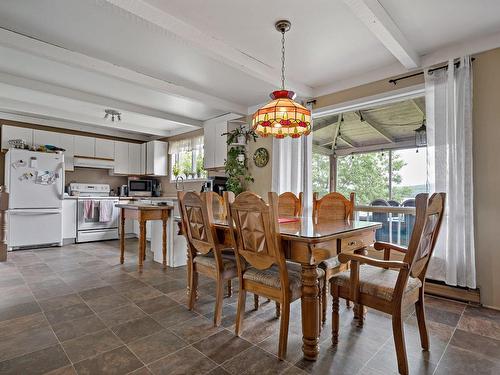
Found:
[128,179,152,197]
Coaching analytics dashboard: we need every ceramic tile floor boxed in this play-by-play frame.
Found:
[0,239,499,375]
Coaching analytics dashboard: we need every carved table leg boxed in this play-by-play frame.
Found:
[139,220,145,267]
[301,263,320,361]
[120,209,125,264]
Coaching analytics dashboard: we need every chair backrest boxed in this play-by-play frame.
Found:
[313,192,355,220]
[206,191,226,221]
[225,192,286,272]
[278,192,303,217]
[177,191,218,256]
[403,193,445,281]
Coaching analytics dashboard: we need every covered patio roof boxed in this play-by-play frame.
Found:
[313,97,425,155]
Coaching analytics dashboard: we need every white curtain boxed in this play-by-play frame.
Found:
[168,135,203,154]
[425,57,476,288]
[271,103,313,215]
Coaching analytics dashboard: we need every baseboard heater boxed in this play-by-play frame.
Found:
[424,279,480,305]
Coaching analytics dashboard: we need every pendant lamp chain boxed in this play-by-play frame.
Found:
[281,29,286,90]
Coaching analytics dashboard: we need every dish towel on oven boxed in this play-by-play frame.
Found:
[83,200,94,219]
[99,200,114,222]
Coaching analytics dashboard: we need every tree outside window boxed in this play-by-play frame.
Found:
[312,148,427,205]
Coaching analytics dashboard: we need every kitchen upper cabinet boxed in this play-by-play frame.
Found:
[59,133,75,171]
[62,199,77,239]
[33,129,59,147]
[128,143,142,175]
[95,138,114,159]
[1,125,33,150]
[114,141,129,174]
[145,140,168,176]
[140,143,147,175]
[74,135,95,157]
[204,120,227,169]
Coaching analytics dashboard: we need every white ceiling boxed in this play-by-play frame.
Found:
[0,0,499,137]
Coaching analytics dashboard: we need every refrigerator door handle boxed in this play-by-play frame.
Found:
[9,209,62,215]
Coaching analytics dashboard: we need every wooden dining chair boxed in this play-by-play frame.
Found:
[278,192,303,217]
[313,191,356,323]
[330,193,445,375]
[178,191,238,327]
[225,191,325,360]
[206,191,227,221]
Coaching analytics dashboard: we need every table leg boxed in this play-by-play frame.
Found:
[120,209,125,264]
[162,218,167,268]
[143,224,147,261]
[139,220,145,267]
[301,263,320,360]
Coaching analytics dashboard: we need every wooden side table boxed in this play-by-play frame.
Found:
[115,204,173,267]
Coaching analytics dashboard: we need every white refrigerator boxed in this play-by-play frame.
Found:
[5,149,64,249]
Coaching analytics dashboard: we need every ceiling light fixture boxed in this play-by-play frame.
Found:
[252,20,311,139]
[104,109,122,122]
[415,118,427,147]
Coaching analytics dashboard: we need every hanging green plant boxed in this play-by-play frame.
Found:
[224,146,254,195]
[222,126,258,145]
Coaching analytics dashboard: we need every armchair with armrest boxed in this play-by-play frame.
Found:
[330,193,446,375]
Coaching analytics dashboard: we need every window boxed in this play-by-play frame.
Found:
[169,135,207,180]
[336,148,428,205]
[312,152,330,196]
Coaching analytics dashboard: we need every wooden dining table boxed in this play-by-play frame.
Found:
[212,216,381,361]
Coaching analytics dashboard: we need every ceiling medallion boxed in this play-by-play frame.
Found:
[252,20,311,139]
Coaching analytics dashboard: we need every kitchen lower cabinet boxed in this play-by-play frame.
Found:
[62,199,77,240]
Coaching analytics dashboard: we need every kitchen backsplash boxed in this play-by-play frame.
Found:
[65,168,128,192]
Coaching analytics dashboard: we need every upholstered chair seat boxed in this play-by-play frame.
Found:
[331,265,422,301]
[194,252,237,272]
[244,263,325,301]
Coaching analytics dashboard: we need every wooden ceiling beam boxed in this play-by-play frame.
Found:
[355,110,395,143]
[342,0,420,69]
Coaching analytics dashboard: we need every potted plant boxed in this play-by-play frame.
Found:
[223,126,258,145]
[224,147,254,195]
[172,164,180,178]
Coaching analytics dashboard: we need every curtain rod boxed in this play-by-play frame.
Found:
[388,57,475,85]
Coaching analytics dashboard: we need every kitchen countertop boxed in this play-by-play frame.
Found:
[115,203,174,210]
[64,195,179,200]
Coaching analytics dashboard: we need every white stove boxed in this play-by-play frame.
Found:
[69,183,111,197]
[69,183,119,243]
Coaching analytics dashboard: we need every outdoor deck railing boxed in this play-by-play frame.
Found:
[354,205,416,246]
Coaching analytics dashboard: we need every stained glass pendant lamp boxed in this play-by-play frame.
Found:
[252,20,311,139]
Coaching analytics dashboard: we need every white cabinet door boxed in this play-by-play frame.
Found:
[59,134,75,171]
[140,143,147,175]
[203,123,215,169]
[74,135,95,157]
[128,143,141,175]
[62,199,77,239]
[114,141,129,174]
[1,125,33,150]
[146,140,168,176]
[95,139,114,159]
[33,129,59,147]
[214,121,228,168]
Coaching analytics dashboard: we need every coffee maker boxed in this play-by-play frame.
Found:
[151,179,161,197]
